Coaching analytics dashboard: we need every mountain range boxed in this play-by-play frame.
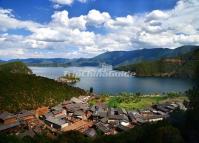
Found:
[1,45,199,67]
[115,47,199,78]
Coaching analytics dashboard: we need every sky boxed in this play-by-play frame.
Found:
[0,0,199,60]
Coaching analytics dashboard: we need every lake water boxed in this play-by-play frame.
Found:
[29,66,195,94]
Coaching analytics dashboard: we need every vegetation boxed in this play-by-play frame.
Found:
[115,48,199,78]
[58,73,80,84]
[89,93,187,110]
[0,62,32,74]
[2,87,199,143]
[0,62,85,112]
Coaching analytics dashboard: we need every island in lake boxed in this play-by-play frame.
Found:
[57,73,80,84]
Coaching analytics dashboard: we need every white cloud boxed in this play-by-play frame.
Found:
[87,9,111,26]
[51,0,89,8]
[51,0,74,6]
[0,0,199,59]
[0,8,42,32]
[145,10,169,22]
[78,0,88,3]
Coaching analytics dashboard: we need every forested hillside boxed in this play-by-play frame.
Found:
[0,62,85,112]
[115,49,199,78]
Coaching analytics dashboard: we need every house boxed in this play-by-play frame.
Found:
[73,110,86,120]
[128,112,138,123]
[70,97,83,104]
[166,105,176,111]
[42,112,54,120]
[91,105,109,120]
[107,107,130,126]
[144,115,164,122]
[0,121,21,132]
[121,108,128,115]
[139,109,152,115]
[62,100,72,106]
[84,128,97,137]
[93,111,108,118]
[171,103,179,108]
[100,117,108,123]
[151,109,166,116]
[153,105,170,113]
[45,116,69,130]
[0,112,17,125]
[78,103,89,111]
[120,119,130,127]
[108,120,119,128]
[90,105,97,112]
[64,104,80,113]
[52,109,66,117]
[78,96,91,103]
[35,107,49,118]
[51,104,63,111]
[108,114,129,123]
[85,110,92,119]
[177,102,187,111]
[128,112,145,125]
[17,110,35,121]
[95,122,111,134]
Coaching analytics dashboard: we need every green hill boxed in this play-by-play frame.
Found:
[0,62,32,74]
[0,62,85,112]
[115,49,199,78]
[7,45,199,67]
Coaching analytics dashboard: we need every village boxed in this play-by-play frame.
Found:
[0,94,187,138]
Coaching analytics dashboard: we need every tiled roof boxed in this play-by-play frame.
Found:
[0,121,20,131]
[95,122,110,133]
[0,112,16,120]
[46,116,68,126]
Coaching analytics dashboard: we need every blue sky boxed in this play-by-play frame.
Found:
[0,0,198,59]
[0,0,178,21]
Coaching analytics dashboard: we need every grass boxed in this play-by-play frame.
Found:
[89,93,188,110]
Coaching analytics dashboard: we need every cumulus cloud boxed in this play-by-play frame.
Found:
[86,9,111,26]
[0,8,42,32]
[0,0,199,59]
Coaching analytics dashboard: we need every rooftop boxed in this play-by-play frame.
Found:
[0,112,16,120]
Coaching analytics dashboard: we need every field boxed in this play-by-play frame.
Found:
[89,93,188,110]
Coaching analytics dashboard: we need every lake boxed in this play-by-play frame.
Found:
[29,66,195,94]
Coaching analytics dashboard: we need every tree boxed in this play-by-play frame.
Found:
[148,126,184,143]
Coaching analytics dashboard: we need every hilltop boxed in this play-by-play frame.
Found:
[0,62,32,74]
[0,62,85,112]
[115,48,199,78]
[4,45,199,67]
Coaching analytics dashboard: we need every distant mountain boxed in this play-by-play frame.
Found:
[115,48,199,78]
[3,45,199,67]
[9,58,71,67]
[91,45,199,66]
